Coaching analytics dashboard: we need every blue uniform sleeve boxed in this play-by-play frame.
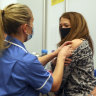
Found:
[23,53,53,94]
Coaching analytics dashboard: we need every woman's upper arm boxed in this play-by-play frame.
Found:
[71,39,83,50]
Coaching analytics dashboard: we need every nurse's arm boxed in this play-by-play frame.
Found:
[51,45,72,92]
[38,51,57,66]
[50,52,66,92]
[38,41,72,66]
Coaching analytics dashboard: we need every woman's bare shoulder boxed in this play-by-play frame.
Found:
[71,39,84,50]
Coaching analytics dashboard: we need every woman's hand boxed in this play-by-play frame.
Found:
[51,57,72,67]
[64,57,72,66]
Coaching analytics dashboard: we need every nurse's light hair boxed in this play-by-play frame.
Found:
[0,3,32,51]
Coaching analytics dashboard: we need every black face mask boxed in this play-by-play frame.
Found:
[60,28,71,39]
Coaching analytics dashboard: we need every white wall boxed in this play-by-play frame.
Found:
[66,0,96,68]
[46,0,65,53]
[18,0,44,54]
[0,0,17,9]
[0,0,44,54]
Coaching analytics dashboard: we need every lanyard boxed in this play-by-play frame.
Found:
[4,40,27,53]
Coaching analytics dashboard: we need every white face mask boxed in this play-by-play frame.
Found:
[26,27,34,41]
[27,34,32,40]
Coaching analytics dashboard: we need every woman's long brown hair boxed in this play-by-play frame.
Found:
[58,12,94,54]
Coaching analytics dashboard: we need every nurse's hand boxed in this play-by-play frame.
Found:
[54,41,72,56]
[58,44,73,58]
[38,41,72,66]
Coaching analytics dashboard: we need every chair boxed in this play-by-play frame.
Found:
[94,70,96,77]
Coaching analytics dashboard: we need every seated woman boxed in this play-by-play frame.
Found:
[52,12,96,96]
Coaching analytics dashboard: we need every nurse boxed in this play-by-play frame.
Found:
[0,3,72,96]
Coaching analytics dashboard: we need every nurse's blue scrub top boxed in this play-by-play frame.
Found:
[0,36,53,96]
